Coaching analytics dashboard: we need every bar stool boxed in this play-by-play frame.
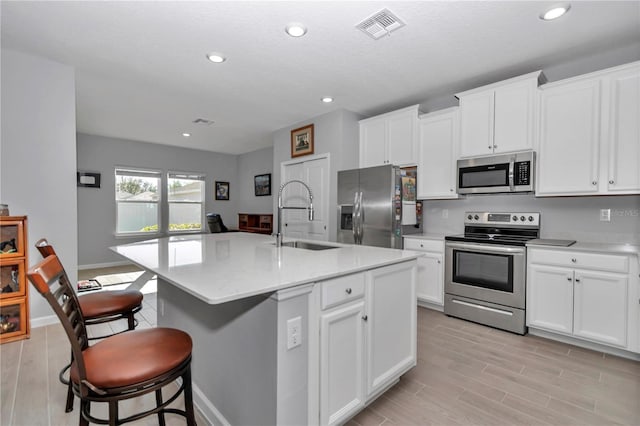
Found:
[36,238,144,412]
[28,254,196,426]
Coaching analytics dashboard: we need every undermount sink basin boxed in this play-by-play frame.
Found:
[277,241,340,251]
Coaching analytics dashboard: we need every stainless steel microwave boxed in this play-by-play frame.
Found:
[457,151,535,194]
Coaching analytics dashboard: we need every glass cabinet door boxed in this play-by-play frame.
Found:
[0,260,25,299]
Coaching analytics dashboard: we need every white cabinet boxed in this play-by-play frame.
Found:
[527,248,630,349]
[404,237,444,307]
[457,71,542,158]
[359,105,420,168]
[417,108,459,199]
[318,260,417,425]
[537,61,640,196]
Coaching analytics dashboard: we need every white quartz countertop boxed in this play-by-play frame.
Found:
[111,233,422,305]
[526,240,640,257]
[403,233,446,241]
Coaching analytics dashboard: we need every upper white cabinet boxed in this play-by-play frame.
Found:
[417,108,459,199]
[537,61,640,196]
[359,105,420,168]
[457,71,543,158]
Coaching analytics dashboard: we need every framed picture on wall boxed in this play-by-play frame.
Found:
[215,181,229,200]
[290,124,314,158]
[254,174,271,196]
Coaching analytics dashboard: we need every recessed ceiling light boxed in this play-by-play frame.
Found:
[321,97,334,103]
[182,132,191,137]
[206,52,226,63]
[540,4,571,20]
[285,23,307,37]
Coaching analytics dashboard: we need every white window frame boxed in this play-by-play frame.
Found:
[167,171,206,234]
[115,167,162,237]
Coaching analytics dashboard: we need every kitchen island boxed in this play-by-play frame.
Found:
[112,232,420,426]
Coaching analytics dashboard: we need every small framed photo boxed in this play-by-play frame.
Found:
[254,173,271,196]
[77,172,101,188]
[291,124,314,158]
[215,181,229,200]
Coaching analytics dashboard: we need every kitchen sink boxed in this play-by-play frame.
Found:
[277,241,340,251]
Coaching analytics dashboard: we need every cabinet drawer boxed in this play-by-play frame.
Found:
[321,273,365,310]
[404,238,443,253]
[529,249,628,273]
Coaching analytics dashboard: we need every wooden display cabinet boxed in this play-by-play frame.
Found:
[238,213,273,235]
[0,216,29,344]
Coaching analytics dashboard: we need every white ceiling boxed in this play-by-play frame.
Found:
[2,1,639,155]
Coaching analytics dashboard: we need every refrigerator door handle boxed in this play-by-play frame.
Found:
[359,192,365,243]
[352,192,359,243]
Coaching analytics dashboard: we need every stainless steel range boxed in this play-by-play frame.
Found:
[444,212,540,335]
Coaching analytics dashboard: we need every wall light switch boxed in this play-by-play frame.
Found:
[442,209,449,219]
[600,209,611,222]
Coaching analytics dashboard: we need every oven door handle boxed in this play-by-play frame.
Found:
[508,159,515,191]
[445,241,525,254]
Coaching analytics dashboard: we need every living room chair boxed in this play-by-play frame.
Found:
[27,254,196,426]
[35,238,144,412]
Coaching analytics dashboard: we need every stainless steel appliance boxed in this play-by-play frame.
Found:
[444,212,540,334]
[337,164,421,248]
[457,150,535,194]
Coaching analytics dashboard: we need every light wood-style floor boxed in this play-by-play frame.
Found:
[2,266,639,425]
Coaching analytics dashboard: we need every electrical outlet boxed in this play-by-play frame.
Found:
[287,316,302,350]
[600,209,611,222]
[442,209,449,219]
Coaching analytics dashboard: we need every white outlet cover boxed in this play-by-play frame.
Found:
[286,316,302,350]
[600,209,611,222]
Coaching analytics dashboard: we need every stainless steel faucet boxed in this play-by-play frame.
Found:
[276,180,314,247]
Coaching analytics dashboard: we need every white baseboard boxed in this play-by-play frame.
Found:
[418,299,444,312]
[30,315,59,328]
[78,260,131,270]
[192,382,230,426]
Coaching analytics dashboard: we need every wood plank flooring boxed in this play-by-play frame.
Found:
[2,265,639,425]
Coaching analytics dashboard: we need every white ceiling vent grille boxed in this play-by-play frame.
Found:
[356,8,405,40]
[192,118,214,125]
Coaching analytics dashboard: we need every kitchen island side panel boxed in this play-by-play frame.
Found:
[158,279,278,425]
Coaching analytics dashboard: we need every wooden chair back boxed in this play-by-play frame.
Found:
[27,255,90,396]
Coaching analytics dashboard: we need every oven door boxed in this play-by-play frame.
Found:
[445,241,526,309]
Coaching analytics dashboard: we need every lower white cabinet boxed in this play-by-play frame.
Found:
[318,261,417,425]
[527,248,631,349]
[404,237,444,307]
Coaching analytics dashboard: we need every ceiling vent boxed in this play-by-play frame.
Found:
[356,8,405,40]
[192,118,214,125]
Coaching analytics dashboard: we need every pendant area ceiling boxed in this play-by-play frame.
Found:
[2,1,639,155]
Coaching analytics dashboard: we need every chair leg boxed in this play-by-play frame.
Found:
[108,401,118,426]
[127,312,136,331]
[155,389,166,426]
[65,380,75,412]
[79,400,90,426]
[184,366,196,426]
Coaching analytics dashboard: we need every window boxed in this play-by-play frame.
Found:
[115,168,161,235]
[168,172,205,232]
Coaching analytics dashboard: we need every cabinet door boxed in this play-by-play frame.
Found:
[537,79,601,195]
[573,270,628,347]
[387,110,417,166]
[527,264,573,334]
[459,91,494,157]
[359,119,386,168]
[417,110,458,199]
[607,67,640,193]
[319,301,365,426]
[494,80,535,153]
[365,261,416,398]
[416,253,444,306]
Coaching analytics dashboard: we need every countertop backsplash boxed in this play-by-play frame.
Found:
[421,193,640,245]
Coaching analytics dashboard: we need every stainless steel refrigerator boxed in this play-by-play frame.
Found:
[337,164,422,249]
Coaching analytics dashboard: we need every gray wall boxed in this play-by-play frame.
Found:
[237,146,274,214]
[272,109,362,240]
[77,133,239,266]
[1,49,78,322]
[423,194,640,244]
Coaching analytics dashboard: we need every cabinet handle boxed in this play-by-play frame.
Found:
[592,181,597,186]
[571,258,577,263]
[488,146,492,150]
[437,260,441,264]
[450,189,454,192]
[345,288,352,295]
[420,244,424,248]
[493,144,497,149]
[567,277,572,281]
[575,278,581,283]
[362,315,368,321]
[609,180,614,184]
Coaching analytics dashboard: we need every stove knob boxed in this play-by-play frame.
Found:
[474,214,479,220]
[528,216,534,222]
[520,216,526,221]
[467,214,472,220]
[512,215,518,221]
